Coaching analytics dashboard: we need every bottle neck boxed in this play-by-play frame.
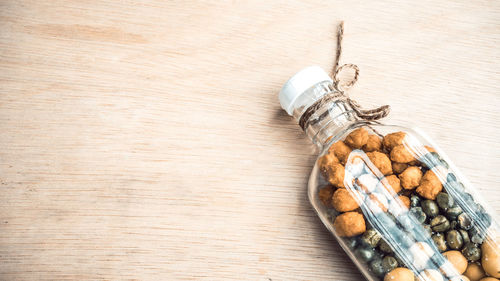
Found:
[292,82,360,148]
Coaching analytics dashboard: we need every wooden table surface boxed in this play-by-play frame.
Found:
[1,1,499,280]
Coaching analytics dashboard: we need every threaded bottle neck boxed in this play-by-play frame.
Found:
[291,82,359,148]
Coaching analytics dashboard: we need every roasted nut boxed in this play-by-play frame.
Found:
[432,233,447,252]
[469,228,487,244]
[366,151,393,175]
[345,127,369,149]
[447,230,464,250]
[361,229,382,248]
[436,192,454,210]
[381,256,398,273]
[446,205,464,220]
[325,163,345,188]
[431,215,451,232]
[458,213,473,230]
[363,134,382,152]
[390,144,416,163]
[443,250,468,274]
[459,229,470,245]
[382,175,402,194]
[481,236,500,278]
[398,195,410,209]
[416,170,443,200]
[330,141,352,164]
[370,258,385,277]
[464,263,485,281]
[392,162,408,174]
[399,166,423,190]
[333,211,366,237]
[379,239,393,254]
[422,200,439,218]
[410,207,427,224]
[332,188,359,212]
[318,153,340,177]
[384,267,414,281]
[355,247,375,262]
[462,242,481,262]
[318,186,334,206]
[382,131,406,151]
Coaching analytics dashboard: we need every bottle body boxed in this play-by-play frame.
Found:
[311,123,499,281]
[279,66,500,281]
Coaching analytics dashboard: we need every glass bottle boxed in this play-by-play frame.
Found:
[279,66,500,281]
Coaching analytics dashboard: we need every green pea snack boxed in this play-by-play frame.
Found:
[279,66,500,281]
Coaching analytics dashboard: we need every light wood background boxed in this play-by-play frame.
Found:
[0,1,499,280]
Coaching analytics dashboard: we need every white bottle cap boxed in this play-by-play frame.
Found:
[279,66,332,115]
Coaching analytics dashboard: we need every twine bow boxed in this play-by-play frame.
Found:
[299,22,391,131]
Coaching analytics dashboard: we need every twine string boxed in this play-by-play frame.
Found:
[299,21,390,131]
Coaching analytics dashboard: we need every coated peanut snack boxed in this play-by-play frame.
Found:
[317,128,497,281]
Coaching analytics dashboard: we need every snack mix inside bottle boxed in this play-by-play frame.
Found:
[279,66,500,281]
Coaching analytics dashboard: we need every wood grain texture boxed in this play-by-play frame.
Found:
[0,1,499,280]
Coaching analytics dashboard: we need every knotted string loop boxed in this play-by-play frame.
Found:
[299,21,390,131]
